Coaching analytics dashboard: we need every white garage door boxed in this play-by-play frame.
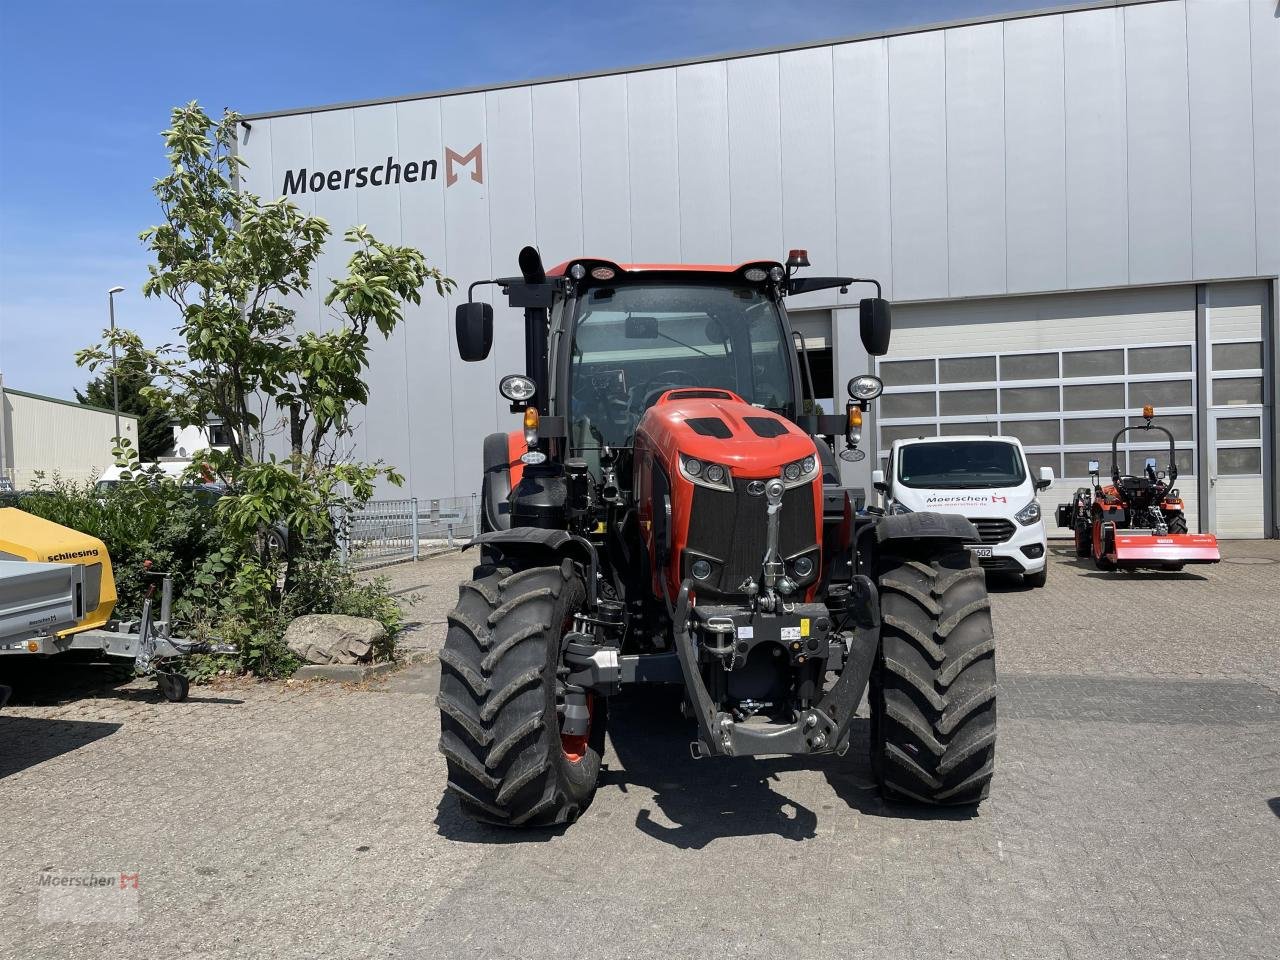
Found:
[1205,282,1269,539]
[874,286,1204,533]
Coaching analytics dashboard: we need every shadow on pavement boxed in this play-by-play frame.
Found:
[0,658,244,707]
[1077,569,1209,582]
[605,688,978,847]
[0,716,121,779]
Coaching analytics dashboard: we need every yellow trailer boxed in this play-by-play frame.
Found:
[0,507,234,701]
[0,507,118,633]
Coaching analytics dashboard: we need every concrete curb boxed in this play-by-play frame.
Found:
[293,660,398,684]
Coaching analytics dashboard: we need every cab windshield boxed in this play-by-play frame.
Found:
[568,283,794,449]
[897,441,1027,489]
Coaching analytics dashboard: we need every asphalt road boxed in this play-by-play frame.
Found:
[2,543,1278,960]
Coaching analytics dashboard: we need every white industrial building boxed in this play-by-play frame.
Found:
[239,0,1278,538]
[0,379,138,489]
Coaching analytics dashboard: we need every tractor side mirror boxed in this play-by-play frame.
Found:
[872,468,888,494]
[859,298,892,357]
[455,302,494,362]
[1036,466,1055,491]
[625,315,659,339]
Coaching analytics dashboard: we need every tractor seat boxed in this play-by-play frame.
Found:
[1117,475,1152,494]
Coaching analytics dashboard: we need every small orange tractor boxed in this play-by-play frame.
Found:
[1057,406,1220,571]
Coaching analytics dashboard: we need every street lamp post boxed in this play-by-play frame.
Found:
[108,286,125,441]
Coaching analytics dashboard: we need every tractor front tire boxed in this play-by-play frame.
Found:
[872,546,997,805]
[437,560,606,827]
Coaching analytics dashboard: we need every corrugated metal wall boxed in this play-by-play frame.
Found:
[1,391,138,486]
[238,0,1279,500]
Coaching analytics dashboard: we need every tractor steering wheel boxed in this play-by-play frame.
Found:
[634,370,705,411]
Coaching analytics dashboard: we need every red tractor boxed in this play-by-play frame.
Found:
[1056,406,1220,571]
[439,247,997,827]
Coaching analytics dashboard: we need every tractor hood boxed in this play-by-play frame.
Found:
[636,389,816,477]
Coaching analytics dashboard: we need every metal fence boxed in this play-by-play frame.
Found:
[338,494,480,571]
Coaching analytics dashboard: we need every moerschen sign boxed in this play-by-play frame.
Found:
[281,144,483,195]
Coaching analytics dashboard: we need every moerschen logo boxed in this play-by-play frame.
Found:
[281,144,483,195]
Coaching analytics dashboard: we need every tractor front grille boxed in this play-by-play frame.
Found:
[686,482,817,597]
[967,518,1016,544]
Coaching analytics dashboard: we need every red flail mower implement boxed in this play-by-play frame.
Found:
[1057,407,1220,571]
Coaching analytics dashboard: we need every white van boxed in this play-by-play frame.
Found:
[873,435,1054,587]
[93,460,194,492]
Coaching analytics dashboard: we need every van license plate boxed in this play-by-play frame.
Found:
[966,545,993,558]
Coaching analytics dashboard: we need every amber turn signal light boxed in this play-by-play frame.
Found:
[523,406,539,446]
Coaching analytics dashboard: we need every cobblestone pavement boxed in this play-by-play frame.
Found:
[2,544,1277,960]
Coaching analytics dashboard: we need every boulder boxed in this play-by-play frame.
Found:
[284,614,386,665]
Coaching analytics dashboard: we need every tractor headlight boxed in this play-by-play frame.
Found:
[1015,499,1042,526]
[499,374,536,403]
[791,555,815,580]
[680,454,732,490]
[847,374,884,401]
[780,455,820,488]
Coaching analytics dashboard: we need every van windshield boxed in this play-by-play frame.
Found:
[897,441,1026,489]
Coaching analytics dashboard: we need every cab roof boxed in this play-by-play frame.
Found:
[545,259,780,278]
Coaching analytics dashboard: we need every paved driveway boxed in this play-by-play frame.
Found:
[2,544,1277,960]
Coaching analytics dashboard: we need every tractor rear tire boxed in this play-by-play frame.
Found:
[1074,526,1091,558]
[1167,512,1188,535]
[437,560,606,827]
[872,546,997,805]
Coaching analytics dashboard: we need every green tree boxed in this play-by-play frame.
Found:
[77,102,452,569]
[76,356,172,461]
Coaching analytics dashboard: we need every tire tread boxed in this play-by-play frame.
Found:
[873,548,997,806]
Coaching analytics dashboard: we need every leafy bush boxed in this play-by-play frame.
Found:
[16,468,404,680]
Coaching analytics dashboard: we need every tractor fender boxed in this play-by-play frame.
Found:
[480,431,524,532]
[469,527,601,605]
[874,511,979,546]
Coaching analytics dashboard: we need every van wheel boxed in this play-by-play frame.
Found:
[1023,566,1047,588]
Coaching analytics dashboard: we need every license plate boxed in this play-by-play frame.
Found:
[965,545,993,558]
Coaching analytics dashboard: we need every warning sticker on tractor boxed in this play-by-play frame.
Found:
[800,618,810,637]
[780,626,802,641]
[736,626,754,639]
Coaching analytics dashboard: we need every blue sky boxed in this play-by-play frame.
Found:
[0,0,1072,400]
